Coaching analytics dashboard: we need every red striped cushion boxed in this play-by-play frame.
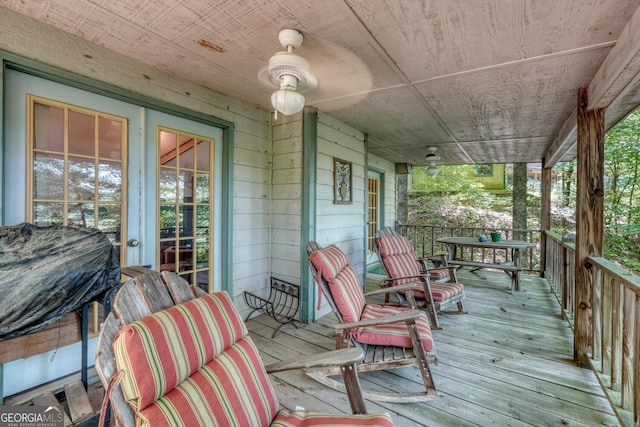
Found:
[136,338,278,427]
[431,282,464,301]
[429,269,450,281]
[356,304,434,352]
[309,244,349,281]
[309,245,365,323]
[114,292,274,415]
[272,410,394,426]
[377,236,463,302]
[376,236,422,284]
[393,281,464,302]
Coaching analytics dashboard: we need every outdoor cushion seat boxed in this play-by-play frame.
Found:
[99,270,393,427]
[358,303,434,352]
[375,230,466,329]
[307,242,439,402]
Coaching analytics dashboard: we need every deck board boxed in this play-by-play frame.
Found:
[246,269,620,427]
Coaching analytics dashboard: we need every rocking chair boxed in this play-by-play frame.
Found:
[374,227,466,330]
[95,269,394,426]
[307,241,440,403]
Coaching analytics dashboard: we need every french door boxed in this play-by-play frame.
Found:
[4,70,222,291]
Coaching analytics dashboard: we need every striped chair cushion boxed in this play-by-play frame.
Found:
[309,245,365,323]
[428,269,451,281]
[114,291,279,426]
[271,410,394,427]
[377,236,462,302]
[357,304,434,352]
[431,282,464,302]
[376,236,422,285]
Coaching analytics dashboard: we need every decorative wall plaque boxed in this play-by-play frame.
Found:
[333,158,352,204]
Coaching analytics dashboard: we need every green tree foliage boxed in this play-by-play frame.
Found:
[552,109,640,272]
[409,165,514,230]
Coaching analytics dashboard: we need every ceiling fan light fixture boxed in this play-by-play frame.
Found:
[424,146,440,176]
[259,29,318,117]
[271,88,305,116]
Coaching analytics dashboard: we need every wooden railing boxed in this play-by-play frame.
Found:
[544,231,640,426]
[543,231,576,324]
[396,223,542,273]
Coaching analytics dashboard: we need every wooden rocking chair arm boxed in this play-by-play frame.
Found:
[420,266,456,274]
[264,348,364,373]
[369,282,421,295]
[335,309,423,330]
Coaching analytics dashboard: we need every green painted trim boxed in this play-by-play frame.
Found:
[0,51,235,291]
[300,107,317,323]
[0,61,5,225]
[220,124,234,293]
[379,171,386,228]
[363,134,369,287]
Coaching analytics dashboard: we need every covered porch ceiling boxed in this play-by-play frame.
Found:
[5,0,640,167]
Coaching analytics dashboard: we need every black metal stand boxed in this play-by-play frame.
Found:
[244,277,300,338]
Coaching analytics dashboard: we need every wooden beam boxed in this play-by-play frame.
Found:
[588,3,640,110]
[545,5,640,168]
[574,87,605,367]
[544,108,576,168]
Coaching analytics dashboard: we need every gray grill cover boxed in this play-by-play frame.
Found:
[0,223,121,341]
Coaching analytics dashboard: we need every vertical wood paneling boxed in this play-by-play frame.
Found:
[315,112,366,306]
[271,115,303,288]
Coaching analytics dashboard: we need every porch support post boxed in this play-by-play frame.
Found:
[540,158,552,278]
[396,174,408,225]
[574,87,605,367]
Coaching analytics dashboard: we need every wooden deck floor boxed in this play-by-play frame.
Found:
[246,269,620,427]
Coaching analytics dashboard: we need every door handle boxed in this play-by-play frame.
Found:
[127,239,140,247]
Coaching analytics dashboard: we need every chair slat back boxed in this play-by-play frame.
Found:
[96,270,198,426]
[161,270,197,304]
[133,270,175,312]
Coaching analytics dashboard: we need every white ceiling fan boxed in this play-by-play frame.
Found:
[258,29,372,116]
[425,146,441,176]
[258,29,318,117]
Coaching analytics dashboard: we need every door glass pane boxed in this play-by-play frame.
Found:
[159,130,177,167]
[98,161,122,201]
[179,135,194,169]
[196,140,210,171]
[34,153,64,199]
[33,202,64,226]
[159,169,177,202]
[158,127,214,292]
[34,103,64,152]
[68,156,95,200]
[178,170,194,203]
[195,172,210,203]
[68,110,95,156]
[98,203,122,243]
[98,117,123,160]
[67,202,93,228]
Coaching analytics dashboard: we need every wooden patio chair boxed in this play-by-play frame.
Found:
[307,241,440,403]
[374,226,466,329]
[95,269,395,426]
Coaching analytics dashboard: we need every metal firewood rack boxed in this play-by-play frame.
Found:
[243,277,299,337]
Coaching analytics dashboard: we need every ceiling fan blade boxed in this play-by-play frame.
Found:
[299,35,373,112]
